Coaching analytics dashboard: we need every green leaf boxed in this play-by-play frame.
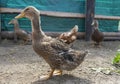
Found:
[112,52,120,64]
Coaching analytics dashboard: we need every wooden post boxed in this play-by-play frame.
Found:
[85,0,95,41]
[0,14,1,42]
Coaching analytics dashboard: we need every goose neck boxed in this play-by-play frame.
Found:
[31,15,45,41]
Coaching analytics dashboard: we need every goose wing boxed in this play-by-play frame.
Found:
[50,38,75,62]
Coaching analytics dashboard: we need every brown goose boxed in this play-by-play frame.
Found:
[15,6,88,80]
[8,19,32,44]
[58,25,78,44]
[91,20,104,47]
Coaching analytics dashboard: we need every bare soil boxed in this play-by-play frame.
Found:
[0,39,120,84]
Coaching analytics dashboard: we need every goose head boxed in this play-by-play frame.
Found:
[72,25,78,33]
[91,20,99,30]
[15,6,40,20]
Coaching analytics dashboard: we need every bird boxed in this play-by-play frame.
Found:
[8,19,32,44]
[15,6,88,80]
[91,20,104,47]
[58,25,78,44]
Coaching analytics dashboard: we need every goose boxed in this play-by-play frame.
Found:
[8,19,32,44]
[91,20,104,47]
[15,6,88,80]
[58,25,78,44]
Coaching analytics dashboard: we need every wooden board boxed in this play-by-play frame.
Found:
[1,31,120,41]
[1,8,120,20]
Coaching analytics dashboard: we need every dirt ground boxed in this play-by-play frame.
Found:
[0,39,120,84]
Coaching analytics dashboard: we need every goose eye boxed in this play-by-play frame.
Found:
[25,8,29,11]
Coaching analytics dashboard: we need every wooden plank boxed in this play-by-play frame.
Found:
[103,32,120,37]
[1,31,120,41]
[85,0,95,41]
[104,37,120,41]
[0,8,22,13]
[0,8,85,18]
[1,8,120,20]
[0,31,85,39]
[95,15,120,20]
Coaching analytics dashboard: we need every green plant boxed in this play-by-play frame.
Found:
[112,51,120,64]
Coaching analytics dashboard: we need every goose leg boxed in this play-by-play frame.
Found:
[97,43,102,48]
[90,41,95,47]
[20,41,25,45]
[95,42,102,48]
[23,40,28,45]
[48,68,55,78]
[14,32,17,43]
[53,69,62,76]
[40,68,55,80]
[20,40,27,45]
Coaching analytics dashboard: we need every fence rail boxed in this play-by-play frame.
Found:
[1,8,120,20]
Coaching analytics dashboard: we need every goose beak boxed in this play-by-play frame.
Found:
[8,21,12,24]
[91,21,94,26]
[15,12,25,19]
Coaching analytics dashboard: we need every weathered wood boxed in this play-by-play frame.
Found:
[1,31,14,39]
[103,32,120,37]
[1,31,85,39]
[1,8,120,20]
[0,8,22,14]
[0,8,85,18]
[1,31,120,41]
[85,0,95,41]
[104,37,120,41]
[95,15,120,20]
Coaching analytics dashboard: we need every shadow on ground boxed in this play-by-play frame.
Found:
[32,74,92,84]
